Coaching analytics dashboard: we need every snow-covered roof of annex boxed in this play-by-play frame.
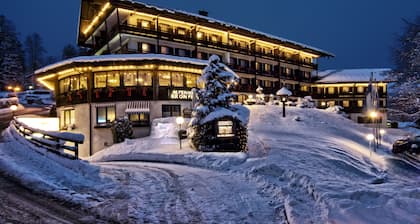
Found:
[35,54,208,74]
[315,68,392,84]
[82,0,333,57]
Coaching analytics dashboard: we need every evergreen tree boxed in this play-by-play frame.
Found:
[25,32,46,73]
[0,15,25,90]
[388,16,420,121]
[62,44,79,59]
[189,55,249,151]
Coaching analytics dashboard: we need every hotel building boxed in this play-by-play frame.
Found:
[34,0,388,157]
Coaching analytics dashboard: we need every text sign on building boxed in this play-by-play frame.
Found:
[170,90,193,100]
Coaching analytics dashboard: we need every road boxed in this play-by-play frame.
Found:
[0,105,108,223]
[97,162,283,223]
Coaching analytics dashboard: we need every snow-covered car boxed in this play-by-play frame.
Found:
[0,91,19,108]
[24,90,54,105]
[392,135,420,154]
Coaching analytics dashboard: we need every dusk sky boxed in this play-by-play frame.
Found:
[1,0,419,70]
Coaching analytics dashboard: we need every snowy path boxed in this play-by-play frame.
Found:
[96,162,282,223]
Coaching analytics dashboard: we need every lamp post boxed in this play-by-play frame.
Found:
[276,87,292,118]
[366,133,374,155]
[176,116,185,149]
[379,129,385,145]
[369,110,379,151]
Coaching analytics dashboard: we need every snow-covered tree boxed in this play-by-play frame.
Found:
[189,55,249,151]
[25,32,46,73]
[388,16,420,121]
[111,117,133,143]
[0,15,25,89]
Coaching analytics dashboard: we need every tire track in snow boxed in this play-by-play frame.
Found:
[98,162,281,223]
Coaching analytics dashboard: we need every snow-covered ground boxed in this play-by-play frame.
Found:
[0,106,419,223]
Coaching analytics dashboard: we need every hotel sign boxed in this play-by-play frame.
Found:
[170,90,193,100]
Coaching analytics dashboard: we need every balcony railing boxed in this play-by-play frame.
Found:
[92,86,153,103]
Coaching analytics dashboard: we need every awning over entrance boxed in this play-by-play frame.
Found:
[125,101,150,113]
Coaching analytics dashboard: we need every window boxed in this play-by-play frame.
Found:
[80,74,88,89]
[107,71,120,87]
[328,87,335,94]
[60,109,75,130]
[357,100,364,107]
[138,72,152,86]
[97,106,116,125]
[94,72,107,88]
[161,46,173,55]
[357,86,365,93]
[162,105,181,117]
[342,86,350,93]
[159,23,172,33]
[177,28,186,36]
[159,72,171,86]
[343,100,350,107]
[123,71,137,86]
[217,120,234,137]
[172,72,184,87]
[197,31,204,39]
[185,73,197,88]
[59,78,70,93]
[128,112,150,127]
[70,76,79,91]
[139,43,155,53]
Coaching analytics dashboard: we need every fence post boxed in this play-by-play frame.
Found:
[75,143,79,159]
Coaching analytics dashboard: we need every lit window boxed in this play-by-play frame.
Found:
[328,87,335,94]
[159,72,171,86]
[138,72,152,86]
[59,78,70,93]
[97,106,115,125]
[159,24,171,33]
[141,43,150,53]
[217,120,234,137]
[80,74,88,89]
[357,86,364,93]
[211,35,219,42]
[94,72,107,88]
[70,76,79,91]
[172,72,184,87]
[343,100,350,107]
[185,74,197,88]
[60,109,75,130]
[177,28,186,35]
[123,71,137,86]
[128,112,150,127]
[342,86,350,93]
[357,100,364,107]
[107,72,120,87]
[197,32,204,39]
[141,20,150,28]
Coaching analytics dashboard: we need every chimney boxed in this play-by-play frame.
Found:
[198,10,208,17]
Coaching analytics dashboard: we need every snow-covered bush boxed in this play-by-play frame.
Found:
[189,55,249,151]
[297,96,315,108]
[111,117,133,143]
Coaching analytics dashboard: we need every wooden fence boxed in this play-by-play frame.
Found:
[12,118,84,159]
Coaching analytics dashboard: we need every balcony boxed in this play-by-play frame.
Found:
[57,90,88,107]
[92,86,153,103]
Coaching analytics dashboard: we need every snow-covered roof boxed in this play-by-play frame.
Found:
[315,68,392,83]
[35,54,207,74]
[112,0,333,57]
[201,105,250,125]
[276,87,292,96]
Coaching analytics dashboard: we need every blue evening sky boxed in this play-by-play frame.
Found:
[1,0,419,70]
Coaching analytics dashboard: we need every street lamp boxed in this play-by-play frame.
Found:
[276,87,292,118]
[379,129,385,145]
[369,110,380,150]
[10,104,18,119]
[366,133,374,154]
[176,116,185,149]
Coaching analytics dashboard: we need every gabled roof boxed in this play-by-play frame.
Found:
[315,68,392,83]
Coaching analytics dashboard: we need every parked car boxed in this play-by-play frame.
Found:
[24,89,54,105]
[0,91,19,108]
[392,135,420,154]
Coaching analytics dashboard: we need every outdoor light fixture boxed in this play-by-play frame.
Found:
[366,133,374,153]
[276,87,292,118]
[321,102,326,107]
[176,116,185,149]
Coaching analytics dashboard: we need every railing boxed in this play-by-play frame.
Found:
[12,118,84,159]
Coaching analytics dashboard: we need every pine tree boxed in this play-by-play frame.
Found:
[0,15,25,90]
[25,33,46,73]
[189,55,249,151]
[388,16,420,121]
